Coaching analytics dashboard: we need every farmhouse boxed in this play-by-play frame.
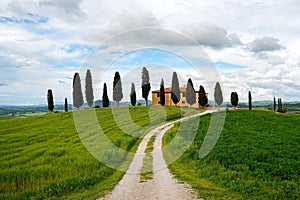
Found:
[152,86,208,108]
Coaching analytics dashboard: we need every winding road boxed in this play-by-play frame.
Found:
[99,110,215,200]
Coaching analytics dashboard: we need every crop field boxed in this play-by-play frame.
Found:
[0,106,186,199]
[163,110,300,199]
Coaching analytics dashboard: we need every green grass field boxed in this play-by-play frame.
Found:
[163,110,300,199]
[0,106,186,200]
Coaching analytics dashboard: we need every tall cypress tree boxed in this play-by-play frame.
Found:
[102,83,109,107]
[186,78,196,107]
[47,89,54,112]
[85,69,94,107]
[214,82,223,107]
[273,96,276,111]
[171,72,180,106]
[160,79,165,106]
[113,71,123,106]
[73,72,84,109]
[230,92,239,107]
[64,98,68,112]
[130,83,137,106]
[248,91,252,110]
[141,67,151,106]
[199,85,208,107]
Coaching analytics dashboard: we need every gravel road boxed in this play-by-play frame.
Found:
[99,111,215,200]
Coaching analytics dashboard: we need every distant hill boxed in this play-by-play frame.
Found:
[0,100,298,117]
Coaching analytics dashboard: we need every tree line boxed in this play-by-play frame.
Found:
[46,67,285,113]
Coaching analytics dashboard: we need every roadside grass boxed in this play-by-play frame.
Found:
[140,135,156,182]
[0,106,184,199]
[163,110,300,199]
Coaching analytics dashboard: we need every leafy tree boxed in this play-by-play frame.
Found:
[130,83,136,106]
[102,83,109,107]
[214,82,223,107]
[73,72,84,109]
[248,91,252,110]
[160,79,165,106]
[171,71,180,106]
[64,98,68,112]
[186,78,196,107]
[230,92,239,107]
[85,69,94,107]
[113,71,123,106]
[47,89,54,112]
[199,85,208,107]
[273,96,276,111]
[141,67,151,106]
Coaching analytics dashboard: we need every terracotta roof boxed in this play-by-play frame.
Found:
[152,87,199,93]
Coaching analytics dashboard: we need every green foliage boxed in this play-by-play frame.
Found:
[214,82,223,106]
[160,79,165,106]
[102,83,109,107]
[85,69,94,107]
[248,91,252,110]
[163,110,300,199]
[171,72,180,106]
[186,78,196,106]
[113,71,123,106]
[72,72,84,109]
[230,92,239,107]
[64,98,68,112]
[130,83,136,106]
[141,67,151,106]
[47,89,54,112]
[199,85,208,107]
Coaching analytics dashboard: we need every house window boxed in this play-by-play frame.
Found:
[182,93,186,97]
[182,101,186,104]
[157,93,160,97]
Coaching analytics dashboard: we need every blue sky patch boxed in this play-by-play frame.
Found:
[215,61,247,69]
[0,13,48,25]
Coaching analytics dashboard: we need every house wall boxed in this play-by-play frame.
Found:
[152,92,200,108]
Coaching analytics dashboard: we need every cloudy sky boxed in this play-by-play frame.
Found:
[0,0,299,105]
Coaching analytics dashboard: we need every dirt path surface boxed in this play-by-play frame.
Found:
[99,110,215,200]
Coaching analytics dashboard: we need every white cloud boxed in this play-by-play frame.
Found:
[248,36,284,53]
[0,0,300,104]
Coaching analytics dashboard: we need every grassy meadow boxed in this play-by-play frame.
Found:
[0,106,187,200]
[163,110,300,199]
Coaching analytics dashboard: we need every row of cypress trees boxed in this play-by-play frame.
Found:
[72,67,151,109]
[159,72,209,107]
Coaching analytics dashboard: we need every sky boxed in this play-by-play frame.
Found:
[0,0,299,105]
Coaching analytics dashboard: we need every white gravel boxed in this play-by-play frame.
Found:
[99,111,216,200]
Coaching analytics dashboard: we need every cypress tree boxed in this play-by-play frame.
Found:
[199,85,208,107]
[141,67,151,106]
[277,98,283,112]
[130,83,137,106]
[214,82,223,107]
[186,78,196,107]
[102,83,109,107]
[273,96,276,111]
[85,69,94,107]
[248,91,252,110]
[160,79,165,106]
[47,89,54,112]
[73,72,84,109]
[230,92,239,107]
[113,71,123,106]
[64,98,68,112]
[171,71,180,106]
